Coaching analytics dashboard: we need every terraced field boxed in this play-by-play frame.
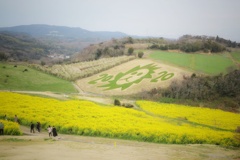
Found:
[30,56,135,81]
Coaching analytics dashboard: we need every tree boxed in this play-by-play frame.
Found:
[127,37,134,44]
[0,52,8,61]
[41,61,46,66]
[138,51,144,58]
[128,47,134,55]
[95,49,102,60]
[148,44,159,49]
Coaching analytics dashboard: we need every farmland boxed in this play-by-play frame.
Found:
[1,92,239,147]
[149,51,238,75]
[30,56,135,81]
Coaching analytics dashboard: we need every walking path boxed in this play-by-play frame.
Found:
[0,125,239,160]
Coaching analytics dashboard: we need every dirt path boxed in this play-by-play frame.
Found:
[0,126,239,160]
[11,90,135,106]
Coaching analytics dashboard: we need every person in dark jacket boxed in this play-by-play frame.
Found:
[52,126,58,137]
[36,122,41,133]
[0,122,4,135]
[30,122,35,133]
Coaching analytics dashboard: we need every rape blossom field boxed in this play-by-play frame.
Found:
[0,120,22,135]
[137,101,240,131]
[0,92,239,147]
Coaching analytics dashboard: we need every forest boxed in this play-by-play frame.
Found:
[143,69,240,112]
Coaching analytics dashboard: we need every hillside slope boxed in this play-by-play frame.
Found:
[0,32,50,61]
[0,63,77,93]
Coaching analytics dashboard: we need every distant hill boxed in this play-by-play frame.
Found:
[0,25,128,62]
[0,24,128,41]
[0,31,51,61]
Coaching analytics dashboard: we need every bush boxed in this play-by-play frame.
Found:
[122,103,134,108]
[0,120,22,135]
[128,47,134,55]
[234,126,240,143]
[114,99,121,106]
[148,44,159,49]
[138,51,144,58]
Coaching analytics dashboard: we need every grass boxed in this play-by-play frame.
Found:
[149,51,237,75]
[0,63,77,93]
[1,138,27,142]
[230,51,240,62]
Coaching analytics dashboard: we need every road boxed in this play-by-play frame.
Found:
[0,125,239,160]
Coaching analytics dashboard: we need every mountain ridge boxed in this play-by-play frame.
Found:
[0,24,128,40]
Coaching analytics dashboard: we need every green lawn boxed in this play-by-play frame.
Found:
[150,51,237,75]
[230,51,240,62]
[0,63,77,93]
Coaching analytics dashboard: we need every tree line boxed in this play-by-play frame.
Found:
[71,37,136,62]
[141,69,240,112]
[148,35,240,53]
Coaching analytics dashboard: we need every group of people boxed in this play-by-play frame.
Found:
[30,122,41,133]
[47,125,58,137]
[2,114,58,138]
[3,114,18,123]
[30,123,58,137]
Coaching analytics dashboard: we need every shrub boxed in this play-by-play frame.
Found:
[122,103,134,108]
[0,120,22,135]
[23,69,28,72]
[128,47,134,55]
[138,51,144,58]
[148,44,159,49]
[234,126,240,143]
[114,99,121,106]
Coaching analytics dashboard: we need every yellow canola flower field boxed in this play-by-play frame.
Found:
[0,120,22,135]
[0,92,239,147]
[137,101,240,131]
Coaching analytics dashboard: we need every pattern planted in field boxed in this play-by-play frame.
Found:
[77,59,191,95]
[89,63,174,90]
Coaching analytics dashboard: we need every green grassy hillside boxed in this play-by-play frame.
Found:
[230,51,240,63]
[149,51,237,75]
[0,63,77,93]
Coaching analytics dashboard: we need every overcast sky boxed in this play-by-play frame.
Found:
[0,0,240,41]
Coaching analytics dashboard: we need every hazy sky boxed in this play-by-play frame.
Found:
[0,0,240,41]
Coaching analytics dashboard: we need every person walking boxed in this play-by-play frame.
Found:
[30,122,35,133]
[0,122,4,135]
[14,115,18,123]
[47,125,52,137]
[36,122,41,133]
[52,126,58,137]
